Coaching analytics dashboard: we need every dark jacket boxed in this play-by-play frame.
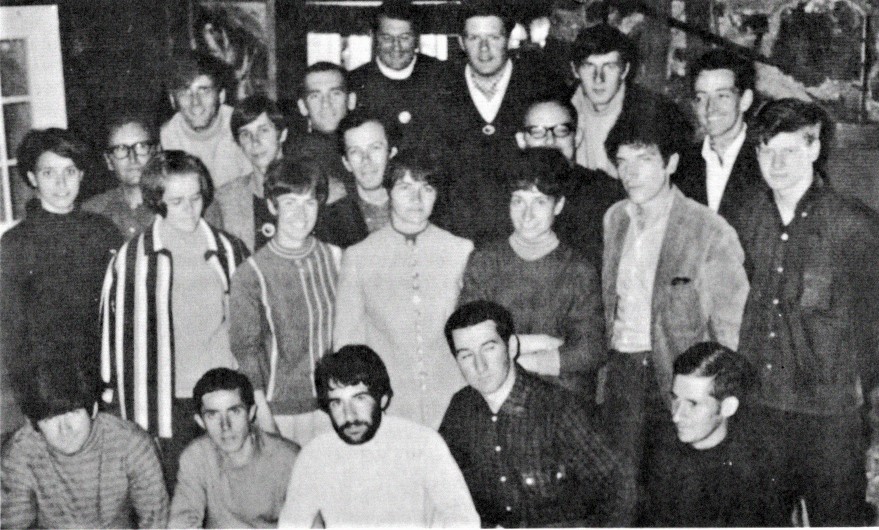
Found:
[313,194,369,249]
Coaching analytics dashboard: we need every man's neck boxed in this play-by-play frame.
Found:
[690,422,728,450]
[390,213,428,235]
[121,184,143,209]
[589,83,626,114]
[708,120,746,160]
[357,186,388,205]
[483,365,517,414]
[225,432,256,467]
[773,172,814,225]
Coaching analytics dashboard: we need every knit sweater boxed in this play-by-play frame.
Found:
[1,412,168,529]
[230,238,341,415]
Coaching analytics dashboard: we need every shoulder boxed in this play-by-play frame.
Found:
[82,189,115,212]
[443,386,482,421]
[213,227,249,256]
[215,175,251,200]
[819,186,879,233]
[177,435,216,468]
[604,199,629,225]
[2,423,45,463]
[386,416,450,450]
[428,225,474,253]
[97,413,154,446]
[76,209,121,233]
[261,430,301,459]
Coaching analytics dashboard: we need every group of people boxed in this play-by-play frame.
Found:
[2,0,879,528]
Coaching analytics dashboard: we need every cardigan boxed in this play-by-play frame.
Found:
[100,217,249,438]
[334,224,473,429]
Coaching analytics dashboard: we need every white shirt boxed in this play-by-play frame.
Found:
[701,125,747,212]
[278,415,479,528]
[464,60,513,124]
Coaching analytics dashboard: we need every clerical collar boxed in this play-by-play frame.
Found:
[376,55,417,80]
[391,220,429,243]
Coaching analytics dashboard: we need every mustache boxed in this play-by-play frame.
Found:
[341,420,369,430]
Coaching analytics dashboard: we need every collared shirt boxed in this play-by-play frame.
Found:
[82,186,154,239]
[572,83,626,176]
[484,365,517,413]
[376,55,417,80]
[702,125,747,212]
[440,368,636,527]
[612,188,675,353]
[465,59,513,124]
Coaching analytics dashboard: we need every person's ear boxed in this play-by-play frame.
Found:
[665,152,680,176]
[389,146,398,160]
[347,92,357,111]
[104,153,114,172]
[458,35,466,52]
[194,414,206,430]
[27,171,38,188]
[507,334,520,361]
[248,404,257,422]
[91,402,99,419]
[570,62,581,80]
[342,156,353,173]
[380,394,390,410]
[267,198,278,217]
[515,132,527,150]
[554,196,566,216]
[575,127,585,149]
[279,127,289,145]
[620,61,631,81]
[807,138,821,164]
[719,396,739,418]
[739,88,754,114]
[297,98,309,117]
[169,92,178,111]
[218,88,226,106]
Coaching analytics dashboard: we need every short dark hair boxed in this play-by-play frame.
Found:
[570,24,638,75]
[299,62,349,100]
[104,112,158,148]
[167,52,226,92]
[337,110,398,156]
[460,3,515,36]
[374,0,422,35]
[691,48,756,93]
[751,98,833,172]
[141,150,215,216]
[192,368,256,414]
[315,345,394,413]
[382,150,442,191]
[19,357,100,425]
[264,156,329,207]
[231,94,287,144]
[506,147,571,201]
[673,342,757,401]
[522,98,578,130]
[605,112,681,162]
[16,128,89,187]
[445,300,515,355]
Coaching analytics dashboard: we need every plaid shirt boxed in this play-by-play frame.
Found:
[439,368,636,527]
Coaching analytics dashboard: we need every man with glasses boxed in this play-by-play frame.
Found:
[349,0,446,154]
[515,97,624,269]
[160,52,251,189]
[570,24,691,178]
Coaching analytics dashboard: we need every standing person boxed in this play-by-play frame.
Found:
[169,368,299,528]
[459,148,605,403]
[100,150,249,489]
[1,361,168,529]
[230,157,340,447]
[334,153,473,429]
[278,345,479,527]
[160,52,251,189]
[1,128,122,388]
[737,98,879,526]
[675,49,766,230]
[83,113,160,239]
[349,0,447,154]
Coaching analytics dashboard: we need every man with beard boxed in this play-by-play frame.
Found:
[278,345,479,527]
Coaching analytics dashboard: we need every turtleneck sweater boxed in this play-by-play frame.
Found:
[509,231,560,261]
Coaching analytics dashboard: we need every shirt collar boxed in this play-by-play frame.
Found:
[376,55,417,80]
[484,364,517,413]
[701,124,747,165]
[464,59,513,100]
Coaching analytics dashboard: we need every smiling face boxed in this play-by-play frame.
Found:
[452,320,512,397]
[375,16,418,71]
[517,102,578,162]
[105,122,156,187]
[162,173,204,232]
[298,70,354,134]
[615,144,678,206]
[327,381,384,445]
[390,172,436,231]
[573,51,629,109]
[237,112,288,175]
[510,187,564,243]
[756,129,819,200]
[461,16,509,77]
[671,374,736,449]
[693,69,752,144]
[173,74,224,131]
[269,190,319,247]
[343,120,396,192]
[195,388,255,456]
[37,408,93,455]
[28,151,83,214]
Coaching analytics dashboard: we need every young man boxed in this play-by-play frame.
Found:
[737,98,879,525]
[601,115,749,491]
[644,342,787,527]
[278,345,479,527]
[675,49,766,229]
[440,301,635,527]
[1,361,168,529]
[515,97,625,268]
[569,24,691,177]
[313,111,398,248]
[169,368,299,528]
[348,0,446,154]
[160,52,251,188]
[230,157,340,447]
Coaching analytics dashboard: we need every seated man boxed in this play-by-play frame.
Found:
[279,345,479,527]
[439,301,636,527]
[169,368,299,528]
[644,342,787,527]
[1,360,168,529]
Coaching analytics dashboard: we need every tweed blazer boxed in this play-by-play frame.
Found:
[602,187,749,400]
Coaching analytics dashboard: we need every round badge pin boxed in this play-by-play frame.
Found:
[398,110,412,124]
[482,124,496,136]
[261,223,276,238]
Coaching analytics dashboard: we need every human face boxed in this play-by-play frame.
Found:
[516,102,578,162]
[237,112,288,174]
[671,374,734,450]
[756,130,819,200]
[376,17,418,71]
[28,151,82,214]
[461,16,509,77]
[38,408,92,455]
[510,188,564,243]
[173,74,224,131]
[162,173,204,232]
[390,172,436,231]
[269,190,319,247]
[573,51,629,109]
[343,121,396,191]
[196,389,255,456]
[452,320,512,396]
[615,144,678,206]
[327,382,383,445]
[297,70,354,134]
[105,122,156,187]
[693,69,752,143]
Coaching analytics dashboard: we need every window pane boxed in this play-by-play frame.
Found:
[9,165,33,220]
[4,102,31,157]
[0,40,29,97]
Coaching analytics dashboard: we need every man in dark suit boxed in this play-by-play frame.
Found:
[674,49,767,230]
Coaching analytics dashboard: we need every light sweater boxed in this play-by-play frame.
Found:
[278,414,479,527]
[0,413,168,529]
[572,84,626,176]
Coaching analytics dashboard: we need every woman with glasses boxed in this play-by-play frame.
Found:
[1,128,123,413]
[100,150,248,489]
